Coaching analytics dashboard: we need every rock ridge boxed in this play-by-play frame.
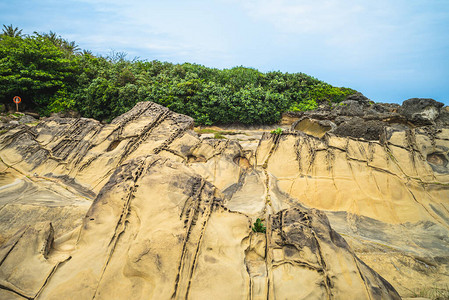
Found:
[0,99,447,299]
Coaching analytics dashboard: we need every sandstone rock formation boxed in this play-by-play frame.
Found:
[289,94,449,141]
[0,99,447,299]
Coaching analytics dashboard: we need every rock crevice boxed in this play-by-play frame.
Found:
[0,99,447,299]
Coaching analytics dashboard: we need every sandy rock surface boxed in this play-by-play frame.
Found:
[0,100,448,299]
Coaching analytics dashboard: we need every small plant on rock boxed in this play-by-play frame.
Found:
[271,128,283,135]
[252,218,266,233]
[214,132,226,139]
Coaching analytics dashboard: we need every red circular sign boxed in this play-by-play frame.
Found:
[13,96,21,104]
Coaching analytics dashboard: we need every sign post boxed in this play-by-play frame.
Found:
[13,96,21,112]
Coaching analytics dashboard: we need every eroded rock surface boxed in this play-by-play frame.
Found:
[400,98,444,125]
[0,100,447,299]
[285,96,448,141]
[255,127,449,296]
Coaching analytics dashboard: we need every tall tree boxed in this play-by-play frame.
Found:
[0,35,78,113]
[1,24,23,38]
[34,31,81,56]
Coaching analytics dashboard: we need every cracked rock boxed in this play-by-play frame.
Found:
[0,101,447,299]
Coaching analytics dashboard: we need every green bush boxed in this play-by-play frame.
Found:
[307,83,356,104]
[0,35,77,115]
[271,128,283,135]
[252,218,266,233]
[288,98,318,112]
[0,25,358,125]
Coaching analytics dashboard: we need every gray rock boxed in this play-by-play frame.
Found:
[332,97,371,117]
[334,115,355,125]
[50,110,81,118]
[345,92,371,105]
[368,103,401,114]
[287,96,448,142]
[400,98,444,124]
[435,107,449,127]
[19,115,37,124]
[333,119,388,140]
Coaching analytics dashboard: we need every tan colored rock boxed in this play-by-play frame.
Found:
[0,155,399,299]
[253,129,449,297]
[293,117,335,138]
[1,101,447,299]
[0,222,63,299]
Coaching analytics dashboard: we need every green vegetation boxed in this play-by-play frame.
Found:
[407,285,449,300]
[218,130,237,135]
[288,98,318,112]
[1,25,23,38]
[271,128,283,135]
[195,128,219,134]
[195,128,239,135]
[252,218,266,233]
[0,26,356,125]
[213,133,226,139]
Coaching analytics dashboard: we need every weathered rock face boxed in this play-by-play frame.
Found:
[256,128,449,295]
[286,96,448,141]
[0,99,447,299]
[400,98,444,125]
[293,118,336,138]
[0,156,399,299]
[0,102,194,243]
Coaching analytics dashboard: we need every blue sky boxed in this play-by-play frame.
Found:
[1,0,448,105]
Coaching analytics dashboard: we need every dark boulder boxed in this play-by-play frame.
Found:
[332,101,366,117]
[345,92,372,105]
[369,103,401,114]
[333,119,387,140]
[435,106,449,127]
[400,98,444,125]
[288,95,448,141]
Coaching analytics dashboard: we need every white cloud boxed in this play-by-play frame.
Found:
[69,0,235,65]
[230,0,448,67]
[240,0,365,34]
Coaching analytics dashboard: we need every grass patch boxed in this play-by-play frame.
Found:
[8,113,24,118]
[407,285,449,300]
[195,128,240,135]
[214,133,226,139]
[195,128,218,134]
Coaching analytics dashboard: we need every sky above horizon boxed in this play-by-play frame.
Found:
[1,0,448,105]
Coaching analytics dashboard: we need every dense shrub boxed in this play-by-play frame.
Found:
[0,27,357,124]
[0,35,78,114]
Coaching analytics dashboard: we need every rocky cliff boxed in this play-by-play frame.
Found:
[0,98,447,299]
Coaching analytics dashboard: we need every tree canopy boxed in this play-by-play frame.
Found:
[0,26,357,124]
[1,24,23,38]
